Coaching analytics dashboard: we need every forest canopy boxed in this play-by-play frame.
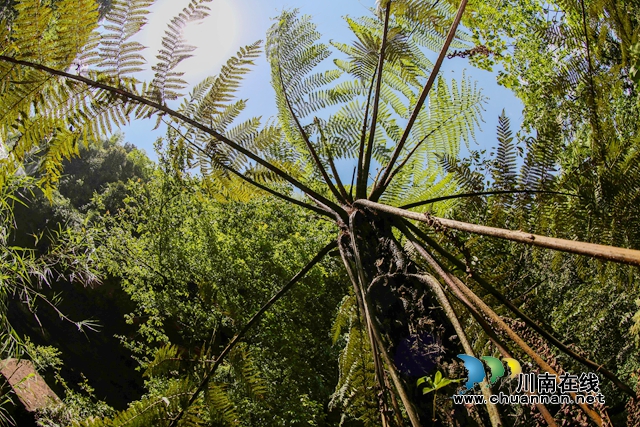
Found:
[2,0,640,426]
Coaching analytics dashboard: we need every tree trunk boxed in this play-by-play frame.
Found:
[339,207,488,426]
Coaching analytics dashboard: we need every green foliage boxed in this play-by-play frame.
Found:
[0,176,106,426]
[11,0,638,424]
[97,0,153,79]
[264,7,484,203]
[56,134,152,211]
[0,0,100,191]
[90,161,346,425]
[36,374,115,427]
[329,295,378,427]
[438,111,640,418]
[0,176,101,359]
[462,8,640,405]
[416,370,461,395]
[0,0,206,192]
[416,372,461,425]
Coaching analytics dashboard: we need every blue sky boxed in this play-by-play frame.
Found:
[120,0,523,164]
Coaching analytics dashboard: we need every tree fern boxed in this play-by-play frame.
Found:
[5,0,639,425]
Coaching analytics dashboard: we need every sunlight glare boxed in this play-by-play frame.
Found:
[140,0,239,84]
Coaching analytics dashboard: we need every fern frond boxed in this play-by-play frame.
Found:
[329,295,379,427]
[149,0,212,102]
[205,383,239,426]
[228,345,267,400]
[75,378,200,427]
[98,0,154,79]
[492,110,517,190]
[267,10,332,161]
[144,344,183,378]
[440,154,485,192]
[191,40,261,122]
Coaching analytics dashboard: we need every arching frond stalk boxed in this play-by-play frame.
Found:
[371,0,469,201]
[403,227,599,426]
[446,273,601,426]
[403,220,636,397]
[416,273,503,427]
[356,72,377,200]
[404,221,635,397]
[315,117,351,202]
[277,64,346,204]
[355,199,640,266]
[358,3,392,199]
[399,225,560,426]
[0,55,348,221]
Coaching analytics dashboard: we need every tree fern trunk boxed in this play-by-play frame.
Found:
[339,207,487,426]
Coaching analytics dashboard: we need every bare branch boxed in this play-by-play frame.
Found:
[371,0,469,201]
